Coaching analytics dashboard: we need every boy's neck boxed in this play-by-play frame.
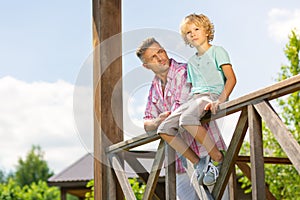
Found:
[196,43,212,56]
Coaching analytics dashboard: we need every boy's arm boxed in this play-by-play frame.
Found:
[205,64,236,114]
[218,64,237,103]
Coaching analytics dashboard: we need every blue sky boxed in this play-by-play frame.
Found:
[0,0,299,174]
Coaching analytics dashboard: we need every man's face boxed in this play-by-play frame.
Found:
[142,43,170,74]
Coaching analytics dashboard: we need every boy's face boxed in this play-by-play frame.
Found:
[185,23,208,47]
[142,43,170,74]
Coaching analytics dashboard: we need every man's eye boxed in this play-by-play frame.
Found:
[158,49,164,54]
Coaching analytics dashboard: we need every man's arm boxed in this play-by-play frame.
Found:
[172,65,191,111]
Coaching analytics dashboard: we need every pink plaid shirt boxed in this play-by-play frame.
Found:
[144,59,226,173]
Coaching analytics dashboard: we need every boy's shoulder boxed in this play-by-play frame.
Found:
[211,45,226,52]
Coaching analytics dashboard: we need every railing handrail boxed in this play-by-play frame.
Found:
[106,74,300,153]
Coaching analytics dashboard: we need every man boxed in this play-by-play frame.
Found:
[136,37,227,200]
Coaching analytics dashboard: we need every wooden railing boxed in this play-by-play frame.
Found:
[105,74,300,200]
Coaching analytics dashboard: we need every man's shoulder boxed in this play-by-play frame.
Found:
[170,58,187,71]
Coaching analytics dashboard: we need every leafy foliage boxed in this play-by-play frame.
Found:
[129,178,146,200]
[238,29,300,199]
[15,145,54,187]
[0,178,60,200]
[85,178,146,200]
[85,179,94,200]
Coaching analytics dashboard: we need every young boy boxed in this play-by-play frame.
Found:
[157,13,236,186]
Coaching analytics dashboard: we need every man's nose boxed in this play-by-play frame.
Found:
[157,54,163,61]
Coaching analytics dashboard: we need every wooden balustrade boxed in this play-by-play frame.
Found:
[103,74,300,200]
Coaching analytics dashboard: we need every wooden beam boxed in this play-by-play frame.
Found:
[93,0,122,199]
[124,152,165,199]
[110,154,136,200]
[199,74,300,124]
[143,140,165,200]
[254,101,300,174]
[237,163,276,200]
[165,144,176,200]
[219,74,300,113]
[236,156,291,164]
[107,133,160,154]
[212,108,249,199]
[248,105,266,200]
[185,158,213,200]
[228,171,237,200]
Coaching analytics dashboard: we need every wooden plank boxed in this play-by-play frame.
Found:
[237,163,276,200]
[236,156,291,164]
[93,0,122,199]
[165,144,176,200]
[228,171,237,200]
[199,75,300,124]
[212,108,249,200]
[219,75,300,112]
[143,140,165,200]
[107,133,160,154]
[110,154,136,200]
[254,101,300,174]
[92,0,102,199]
[124,153,164,199]
[248,105,266,200]
[185,158,212,200]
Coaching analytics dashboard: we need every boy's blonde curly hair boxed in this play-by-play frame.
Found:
[180,13,215,45]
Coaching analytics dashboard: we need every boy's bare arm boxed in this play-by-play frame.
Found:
[205,64,236,114]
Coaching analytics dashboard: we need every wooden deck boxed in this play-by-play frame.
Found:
[105,75,300,200]
[92,1,300,199]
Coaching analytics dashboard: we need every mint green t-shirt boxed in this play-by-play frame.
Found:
[187,45,231,95]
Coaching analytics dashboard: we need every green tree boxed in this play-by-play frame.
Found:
[277,29,300,132]
[0,169,5,183]
[85,178,146,200]
[0,178,60,200]
[238,29,300,199]
[85,179,94,200]
[15,145,54,187]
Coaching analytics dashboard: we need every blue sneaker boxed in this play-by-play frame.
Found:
[203,151,225,186]
[192,155,210,185]
[203,161,222,186]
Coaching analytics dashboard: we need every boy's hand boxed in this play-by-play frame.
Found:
[204,100,220,114]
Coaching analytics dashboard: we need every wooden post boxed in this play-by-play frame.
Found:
[165,143,176,200]
[93,0,123,199]
[248,105,266,200]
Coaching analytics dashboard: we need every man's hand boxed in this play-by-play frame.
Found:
[204,100,220,115]
[144,111,171,132]
[158,111,171,122]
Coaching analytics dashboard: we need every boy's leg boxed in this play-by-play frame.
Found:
[160,133,200,164]
[183,125,223,162]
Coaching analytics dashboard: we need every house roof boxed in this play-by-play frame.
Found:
[48,150,166,188]
[48,153,93,187]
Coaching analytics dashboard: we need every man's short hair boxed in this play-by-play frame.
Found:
[136,37,161,61]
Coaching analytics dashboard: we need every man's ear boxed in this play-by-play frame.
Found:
[143,63,149,69]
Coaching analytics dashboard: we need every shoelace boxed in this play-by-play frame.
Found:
[206,162,219,180]
[190,166,202,185]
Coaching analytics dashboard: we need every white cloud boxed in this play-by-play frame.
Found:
[267,8,300,43]
[0,76,86,174]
